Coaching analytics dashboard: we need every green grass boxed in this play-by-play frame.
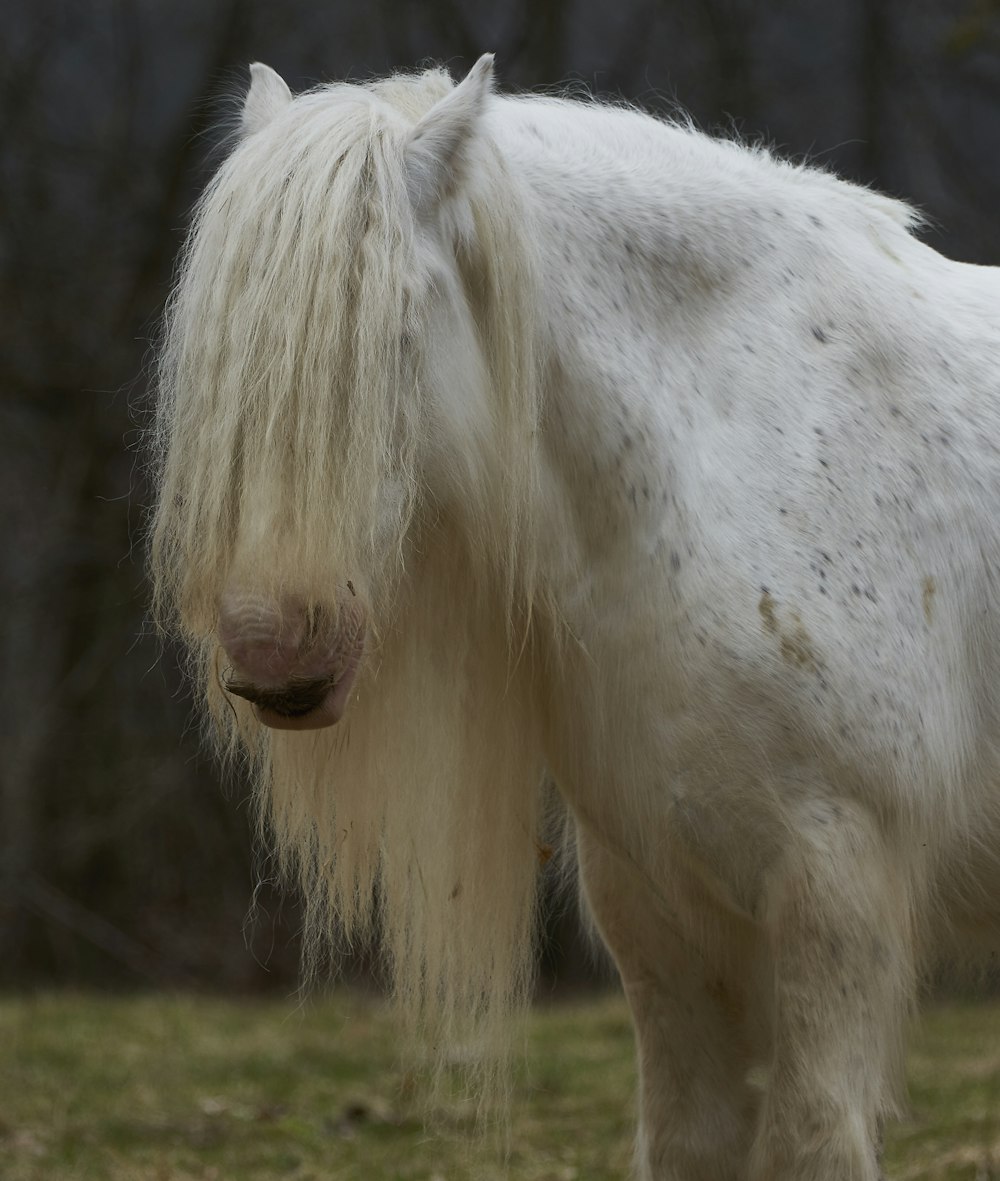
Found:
[0,991,998,1179]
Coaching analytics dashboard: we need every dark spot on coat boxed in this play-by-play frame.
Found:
[922,575,936,625]
[759,591,823,673]
[759,589,778,633]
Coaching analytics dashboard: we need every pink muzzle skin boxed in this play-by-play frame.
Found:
[217,590,366,730]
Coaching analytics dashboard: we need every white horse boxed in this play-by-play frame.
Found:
[151,55,1000,1179]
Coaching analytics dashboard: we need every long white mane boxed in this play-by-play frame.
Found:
[154,68,538,631]
[151,66,548,1097]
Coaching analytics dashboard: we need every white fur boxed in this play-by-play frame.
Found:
[153,59,1000,1177]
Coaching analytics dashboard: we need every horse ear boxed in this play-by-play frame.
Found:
[242,63,293,135]
[405,53,495,215]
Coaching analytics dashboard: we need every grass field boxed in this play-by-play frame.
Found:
[1,990,999,1179]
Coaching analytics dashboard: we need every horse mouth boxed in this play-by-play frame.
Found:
[223,645,362,730]
[226,675,336,716]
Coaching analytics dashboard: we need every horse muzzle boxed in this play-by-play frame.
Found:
[217,587,366,730]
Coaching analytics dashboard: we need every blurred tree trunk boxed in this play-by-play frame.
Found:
[0,428,81,972]
[859,0,890,180]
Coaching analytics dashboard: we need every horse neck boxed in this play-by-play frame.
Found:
[458,98,907,638]
[500,105,753,606]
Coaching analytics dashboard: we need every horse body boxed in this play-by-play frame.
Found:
[518,94,1000,891]
[507,95,1000,1176]
[152,57,1000,1180]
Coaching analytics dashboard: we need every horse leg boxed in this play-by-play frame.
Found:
[577,832,758,1181]
[749,794,914,1181]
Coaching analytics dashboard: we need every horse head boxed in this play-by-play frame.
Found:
[153,56,535,731]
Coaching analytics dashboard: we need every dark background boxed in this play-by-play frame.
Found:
[2,0,999,992]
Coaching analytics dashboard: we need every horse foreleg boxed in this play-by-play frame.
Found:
[749,795,914,1181]
[577,832,758,1181]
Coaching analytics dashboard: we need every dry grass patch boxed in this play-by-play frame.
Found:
[1,991,998,1178]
